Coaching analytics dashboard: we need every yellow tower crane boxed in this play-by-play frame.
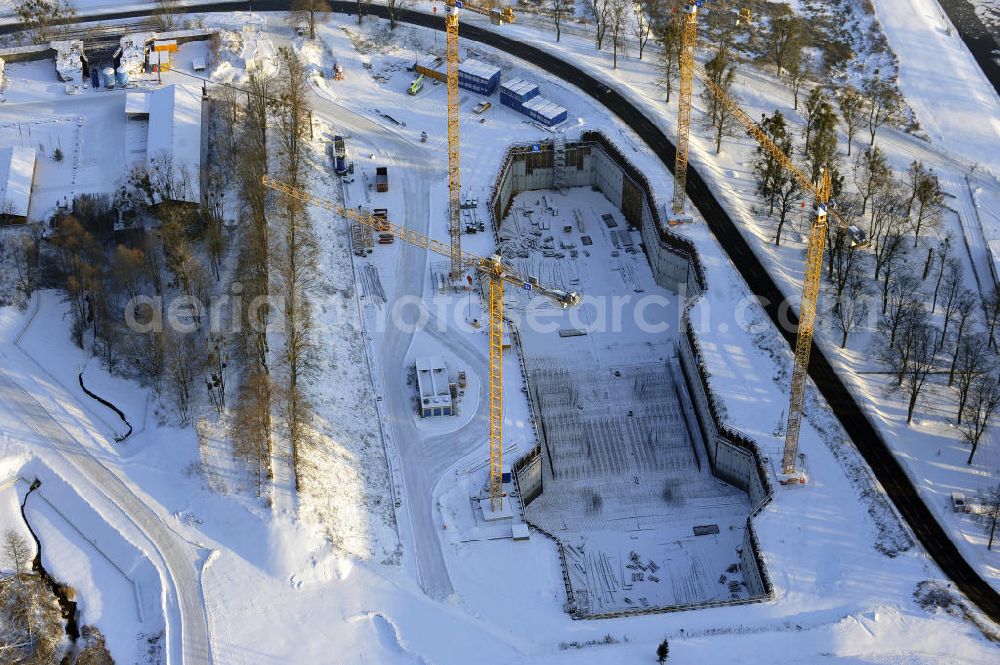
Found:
[697,67,866,476]
[261,175,579,510]
[442,1,516,278]
[670,1,753,223]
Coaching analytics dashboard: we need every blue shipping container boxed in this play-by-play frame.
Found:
[522,96,568,127]
[458,58,501,96]
[499,78,539,108]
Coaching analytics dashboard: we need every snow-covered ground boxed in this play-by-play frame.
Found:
[0,5,999,664]
[420,0,1000,595]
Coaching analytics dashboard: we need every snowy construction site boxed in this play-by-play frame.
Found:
[0,2,999,665]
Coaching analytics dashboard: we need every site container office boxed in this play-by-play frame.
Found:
[499,78,540,111]
[458,58,501,95]
[521,96,568,127]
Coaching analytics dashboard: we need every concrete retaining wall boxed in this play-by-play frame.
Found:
[496,132,772,614]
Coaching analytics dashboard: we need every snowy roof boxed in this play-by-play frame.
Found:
[0,146,36,218]
[125,92,150,115]
[459,58,500,81]
[500,78,538,96]
[415,355,451,404]
[147,84,202,203]
[522,96,567,121]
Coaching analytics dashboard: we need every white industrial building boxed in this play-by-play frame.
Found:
[146,84,202,204]
[415,356,454,418]
[0,146,37,223]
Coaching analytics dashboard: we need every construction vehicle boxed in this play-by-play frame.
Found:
[261,175,579,511]
[692,45,869,478]
[333,135,348,176]
[473,100,492,114]
[442,0,516,278]
[408,73,424,95]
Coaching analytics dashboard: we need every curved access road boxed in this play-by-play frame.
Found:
[5,0,999,623]
[0,368,212,665]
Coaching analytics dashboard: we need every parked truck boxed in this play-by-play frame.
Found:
[333,135,348,176]
[375,167,389,192]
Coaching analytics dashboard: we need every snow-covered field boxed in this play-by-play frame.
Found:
[0,4,999,664]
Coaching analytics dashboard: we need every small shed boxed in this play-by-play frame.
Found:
[0,146,37,224]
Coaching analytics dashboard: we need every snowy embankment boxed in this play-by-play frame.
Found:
[428,1,1000,594]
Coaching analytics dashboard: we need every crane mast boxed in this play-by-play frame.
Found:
[697,63,858,477]
[446,0,462,278]
[260,176,579,510]
[670,2,699,219]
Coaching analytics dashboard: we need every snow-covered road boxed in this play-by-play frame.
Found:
[306,86,492,600]
[0,362,212,665]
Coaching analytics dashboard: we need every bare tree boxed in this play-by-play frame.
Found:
[231,372,274,498]
[355,0,370,24]
[832,268,869,348]
[947,291,978,385]
[608,0,629,69]
[13,232,39,302]
[787,48,808,111]
[986,284,1000,349]
[632,2,652,60]
[700,46,739,154]
[962,374,1000,464]
[953,334,992,423]
[911,169,944,247]
[205,336,229,415]
[902,160,925,220]
[877,301,929,386]
[830,228,862,303]
[655,6,683,103]
[589,0,611,50]
[276,47,319,490]
[753,111,791,215]
[930,237,953,313]
[881,273,922,344]
[772,174,803,247]
[383,0,410,32]
[937,259,966,350]
[978,484,1000,550]
[551,0,571,42]
[853,145,891,218]
[2,530,31,576]
[900,323,939,424]
[767,6,802,78]
[164,330,197,425]
[838,86,863,156]
[14,0,75,43]
[862,76,901,146]
[867,183,907,282]
[152,0,180,31]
